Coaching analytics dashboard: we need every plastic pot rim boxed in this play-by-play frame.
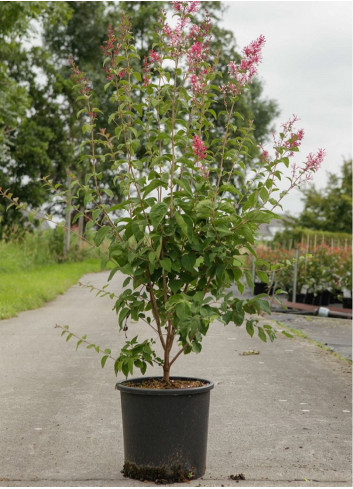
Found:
[116,376,214,396]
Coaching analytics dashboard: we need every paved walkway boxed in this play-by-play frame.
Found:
[0,272,351,487]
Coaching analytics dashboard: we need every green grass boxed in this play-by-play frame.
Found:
[0,231,108,320]
[0,259,103,320]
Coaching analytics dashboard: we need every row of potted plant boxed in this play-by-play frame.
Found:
[254,243,352,307]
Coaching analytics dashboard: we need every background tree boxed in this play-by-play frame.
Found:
[297,159,352,234]
[0,2,72,238]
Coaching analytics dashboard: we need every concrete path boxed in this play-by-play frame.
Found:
[0,271,351,487]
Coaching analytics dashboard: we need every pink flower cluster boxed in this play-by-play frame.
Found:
[68,56,92,95]
[303,149,326,175]
[171,1,200,14]
[149,49,161,64]
[192,135,207,160]
[196,162,209,178]
[284,128,304,153]
[100,24,120,58]
[223,34,266,96]
[162,17,189,49]
[259,148,270,163]
[100,17,132,82]
[290,148,326,184]
[162,1,204,54]
[187,15,212,99]
[273,115,305,157]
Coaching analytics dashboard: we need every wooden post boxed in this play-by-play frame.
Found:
[314,234,317,252]
[292,247,299,303]
[306,234,310,253]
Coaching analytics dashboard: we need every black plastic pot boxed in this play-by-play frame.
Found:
[254,282,273,295]
[116,376,214,482]
[304,292,314,304]
[321,290,331,306]
[295,293,305,303]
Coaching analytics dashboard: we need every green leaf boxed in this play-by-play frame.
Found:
[143,179,166,197]
[258,327,267,343]
[245,270,254,289]
[253,298,271,314]
[108,266,119,281]
[169,279,183,293]
[181,253,196,272]
[246,321,254,337]
[133,71,142,82]
[192,342,202,353]
[103,188,114,198]
[122,361,129,378]
[160,257,172,272]
[101,355,109,368]
[195,199,213,219]
[175,212,188,236]
[175,178,193,197]
[206,109,217,119]
[119,308,130,327]
[94,225,111,246]
[150,202,168,228]
[259,187,269,202]
[256,270,269,283]
[123,276,131,287]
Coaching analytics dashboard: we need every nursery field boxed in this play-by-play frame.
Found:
[255,242,352,309]
[0,232,104,320]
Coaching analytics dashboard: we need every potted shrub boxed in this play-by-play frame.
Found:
[1,1,325,482]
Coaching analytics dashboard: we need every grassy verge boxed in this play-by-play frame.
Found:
[0,230,110,320]
[0,258,103,320]
[274,320,352,364]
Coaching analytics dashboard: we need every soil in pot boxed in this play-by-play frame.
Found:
[123,378,207,390]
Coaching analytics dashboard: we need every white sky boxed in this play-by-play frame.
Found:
[221,0,352,215]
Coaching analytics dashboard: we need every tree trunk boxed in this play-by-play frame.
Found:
[163,364,170,383]
[64,170,72,258]
[78,205,84,250]
[163,349,170,383]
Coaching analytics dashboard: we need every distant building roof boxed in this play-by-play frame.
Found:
[257,217,287,241]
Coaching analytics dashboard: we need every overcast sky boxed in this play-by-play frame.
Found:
[221,0,352,215]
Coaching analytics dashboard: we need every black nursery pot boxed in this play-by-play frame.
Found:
[116,376,214,482]
[254,282,267,295]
